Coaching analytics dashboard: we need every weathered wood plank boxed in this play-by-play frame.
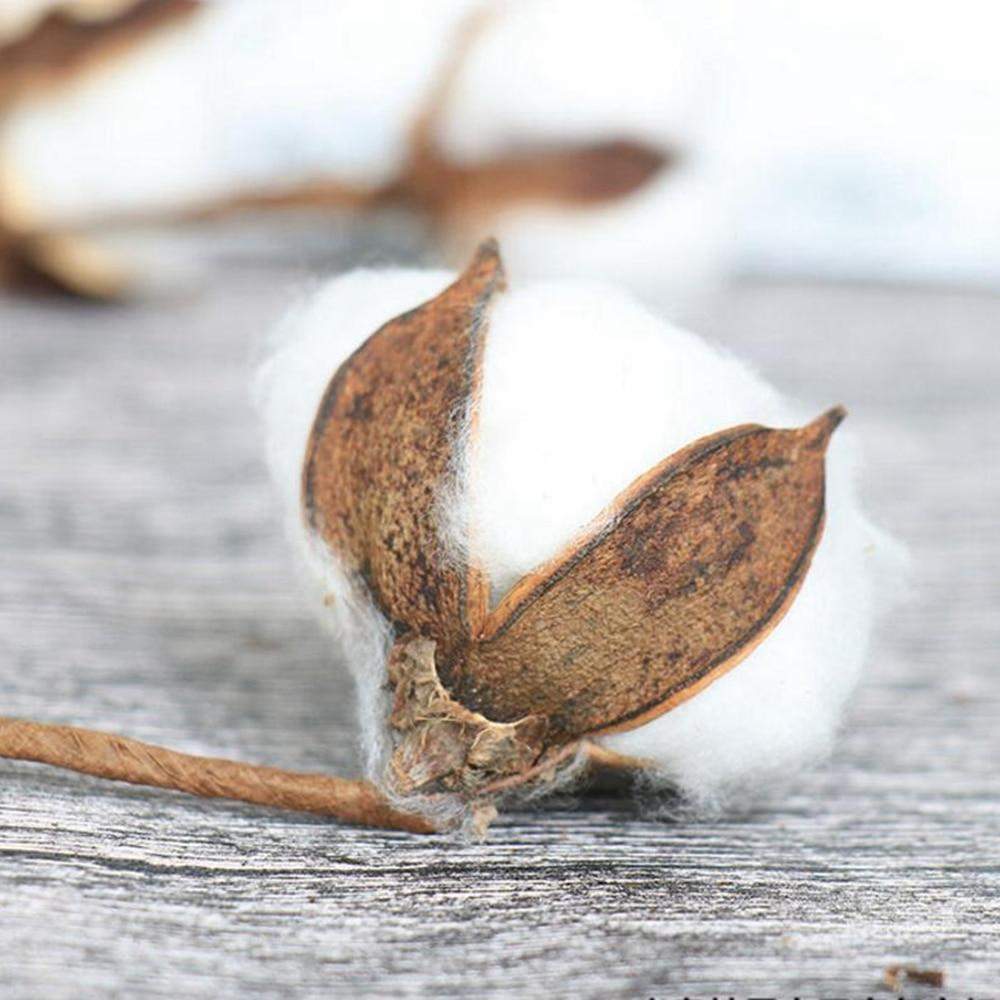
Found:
[0,266,997,998]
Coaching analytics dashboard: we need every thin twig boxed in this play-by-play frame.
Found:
[0,716,434,833]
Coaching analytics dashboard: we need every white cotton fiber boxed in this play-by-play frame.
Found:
[256,263,898,810]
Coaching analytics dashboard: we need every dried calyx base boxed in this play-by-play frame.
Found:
[383,636,659,837]
[384,635,578,837]
[387,636,547,815]
[0,239,843,837]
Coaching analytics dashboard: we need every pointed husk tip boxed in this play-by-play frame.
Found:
[804,405,847,450]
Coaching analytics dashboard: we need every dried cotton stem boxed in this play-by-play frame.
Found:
[0,716,434,833]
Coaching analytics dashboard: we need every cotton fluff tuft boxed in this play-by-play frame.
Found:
[256,265,898,809]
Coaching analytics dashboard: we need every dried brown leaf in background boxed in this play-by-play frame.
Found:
[882,965,945,991]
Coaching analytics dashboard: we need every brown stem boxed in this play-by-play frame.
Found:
[0,716,434,834]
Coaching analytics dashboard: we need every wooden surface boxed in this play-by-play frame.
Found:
[0,262,997,998]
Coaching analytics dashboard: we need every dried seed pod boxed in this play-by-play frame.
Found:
[280,240,890,831]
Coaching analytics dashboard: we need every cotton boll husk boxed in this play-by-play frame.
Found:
[257,265,897,813]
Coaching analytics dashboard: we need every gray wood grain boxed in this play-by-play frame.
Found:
[0,263,997,999]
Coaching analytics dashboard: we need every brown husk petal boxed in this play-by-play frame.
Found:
[303,239,503,649]
[445,407,844,742]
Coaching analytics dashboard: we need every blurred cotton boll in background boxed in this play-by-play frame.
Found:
[3,0,1000,301]
[0,0,724,314]
[720,0,1000,286]
[0,1,478,224]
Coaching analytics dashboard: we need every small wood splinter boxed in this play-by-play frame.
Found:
[0,239,844,835]
[882,965,945,992]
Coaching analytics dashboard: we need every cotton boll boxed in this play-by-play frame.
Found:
[258,262,894,812]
